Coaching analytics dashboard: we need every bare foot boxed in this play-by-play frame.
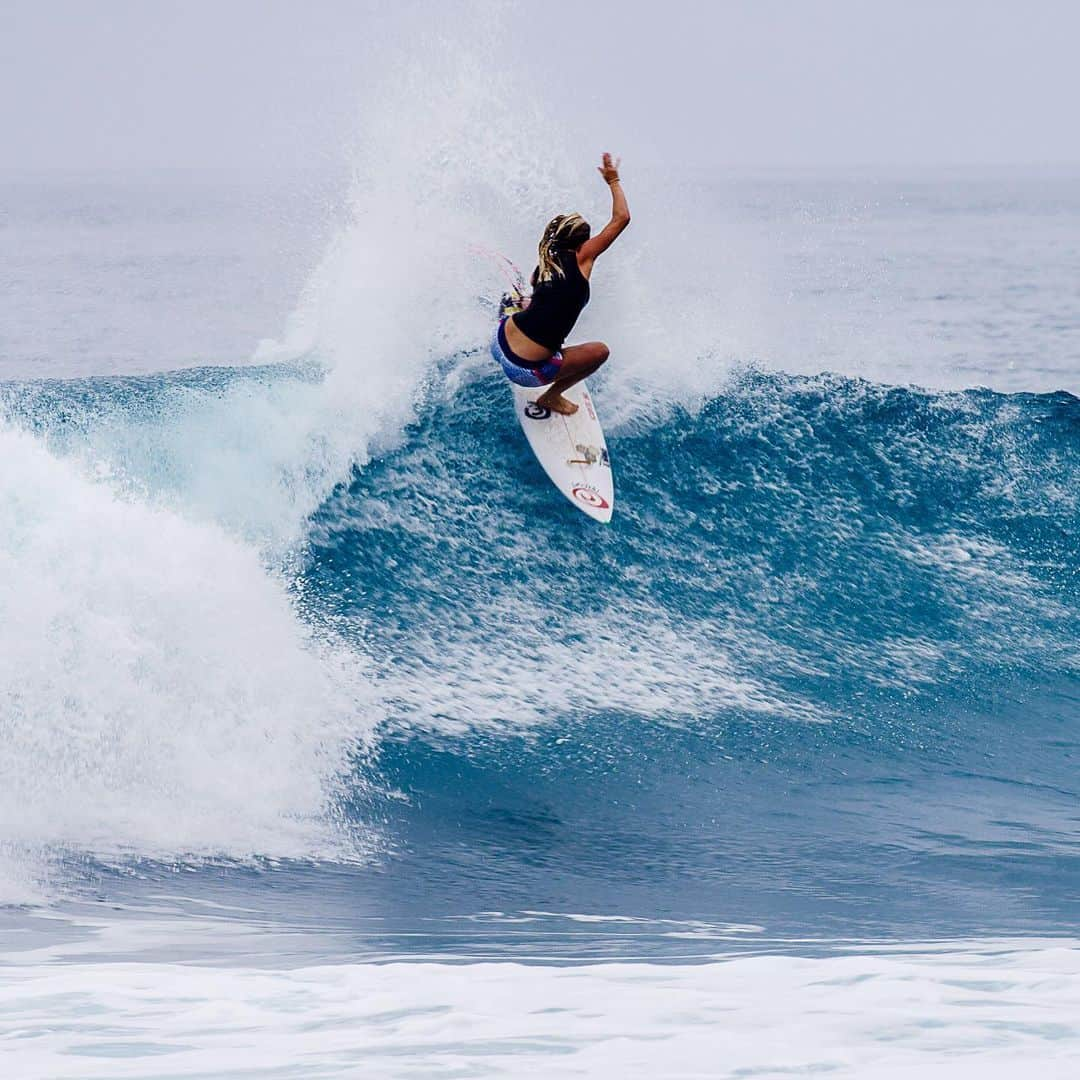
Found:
[536,392,578,416]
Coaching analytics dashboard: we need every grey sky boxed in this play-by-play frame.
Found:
[2,0,1078,173]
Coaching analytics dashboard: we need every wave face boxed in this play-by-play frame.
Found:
[297,368,1080,942]
[8,356,1074,939]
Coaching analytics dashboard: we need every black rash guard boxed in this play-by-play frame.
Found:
[512,249,590,354]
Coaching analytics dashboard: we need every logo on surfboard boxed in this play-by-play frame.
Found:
[572,485,610,510]
[524,402,551,420]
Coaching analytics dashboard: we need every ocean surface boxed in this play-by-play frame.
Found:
[1,161,1079,1077]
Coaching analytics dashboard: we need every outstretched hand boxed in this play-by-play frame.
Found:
[597,152,621,185]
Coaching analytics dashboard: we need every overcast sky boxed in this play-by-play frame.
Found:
[2,0,1078,174]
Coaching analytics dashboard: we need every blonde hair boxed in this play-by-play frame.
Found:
[535,213,591,284]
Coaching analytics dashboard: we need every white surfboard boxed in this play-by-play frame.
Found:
[512,381,614,523]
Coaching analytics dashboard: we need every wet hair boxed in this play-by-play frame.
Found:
[535,213,591,283]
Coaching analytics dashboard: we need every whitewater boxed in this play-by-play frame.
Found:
[2,34,1080,1080]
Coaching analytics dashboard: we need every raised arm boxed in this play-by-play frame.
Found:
[578,153,630,269]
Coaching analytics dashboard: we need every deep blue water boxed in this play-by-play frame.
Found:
[317,369,1080,946]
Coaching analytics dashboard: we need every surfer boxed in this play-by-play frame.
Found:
[492,153,630,416]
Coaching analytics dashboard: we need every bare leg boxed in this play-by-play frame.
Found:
[536,342,610,415]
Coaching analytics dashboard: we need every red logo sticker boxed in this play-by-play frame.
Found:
[572,486,610,509]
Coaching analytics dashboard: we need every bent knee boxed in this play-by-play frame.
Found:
[595,343,610,364]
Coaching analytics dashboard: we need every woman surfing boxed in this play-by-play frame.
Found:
[492,153,630,416]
